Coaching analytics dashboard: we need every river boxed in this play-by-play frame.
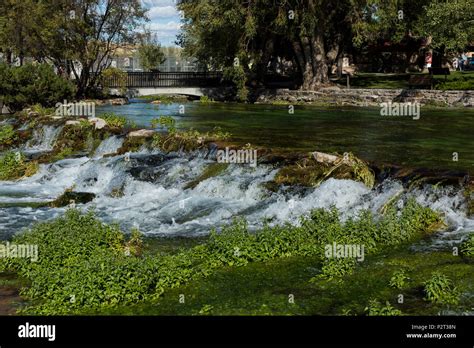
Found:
[0,102,472,249]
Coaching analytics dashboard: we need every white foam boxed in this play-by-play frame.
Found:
[0,144,472,245]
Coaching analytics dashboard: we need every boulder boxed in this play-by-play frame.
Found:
[49,191,96,208]
[110,98,128,106]
[28,111,40,118]
[65,120,81,126]
[128,129,155,138]
[312,151,339,164]
[89,117,107,129]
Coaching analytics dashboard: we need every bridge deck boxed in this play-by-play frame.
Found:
[103,71,224,88]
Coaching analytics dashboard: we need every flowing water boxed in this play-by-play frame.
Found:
[93,135,124,158]
[0,102,473,248]
[23,125,63,154]
[97,101,474,172]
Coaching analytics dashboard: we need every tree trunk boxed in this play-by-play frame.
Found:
[301,33,329,89]
[6,50,12,65]
[253,35,274,87]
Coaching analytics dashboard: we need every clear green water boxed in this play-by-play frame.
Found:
[97,102,474,172]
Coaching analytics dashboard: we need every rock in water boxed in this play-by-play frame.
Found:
[49,192,96,208]
[88,117,107,130]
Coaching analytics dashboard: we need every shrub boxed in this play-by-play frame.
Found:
[199,96,215,104]
[30,104,56,117]
[0,63,76,111]
[0,151,38,180]
[100,67,128,96]
[423,272,460,305]
[50,122,94,159]
[223,65,248,102]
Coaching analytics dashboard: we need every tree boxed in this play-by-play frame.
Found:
[1,0,148,97]
[417,0,474,52]
[137,32,166,71]
[352,0,433,72]
[177,0,372,91]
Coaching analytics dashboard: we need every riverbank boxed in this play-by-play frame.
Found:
[254,88,474,107]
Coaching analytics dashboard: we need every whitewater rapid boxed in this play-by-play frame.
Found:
[0,131,472,248]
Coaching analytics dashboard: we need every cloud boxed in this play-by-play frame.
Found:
[140,0,176,7]
[147,6,178,19]
[148,21,182,31]
[140,1,182,46]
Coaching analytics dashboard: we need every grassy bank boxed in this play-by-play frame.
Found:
[102,248,474,316]
[335,71,474,90]
[1,198,465,315]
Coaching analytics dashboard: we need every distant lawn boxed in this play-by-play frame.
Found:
[335,71,474,90]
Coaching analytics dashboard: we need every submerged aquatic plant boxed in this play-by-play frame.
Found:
[151,116,231,152]
[275,152,375,188]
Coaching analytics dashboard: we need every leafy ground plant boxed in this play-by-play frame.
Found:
[0,151,38,180]
[365,299,402,316]
[460,233,474,257]
[389,269,410,289]
[100,112,128,129]
[0,125,18,148]
[423,272,460,305]
[0,198,442,314]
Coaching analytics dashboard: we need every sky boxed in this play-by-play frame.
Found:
[140,0,182,47]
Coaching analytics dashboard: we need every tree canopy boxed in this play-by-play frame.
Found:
[138,32,166,71]
[177,0,474,94]
[0,0,148,97]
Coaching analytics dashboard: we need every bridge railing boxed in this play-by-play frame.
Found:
[103,71,224,88]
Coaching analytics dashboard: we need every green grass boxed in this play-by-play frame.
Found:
[336,71,474,90]
[136,95,190,104]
